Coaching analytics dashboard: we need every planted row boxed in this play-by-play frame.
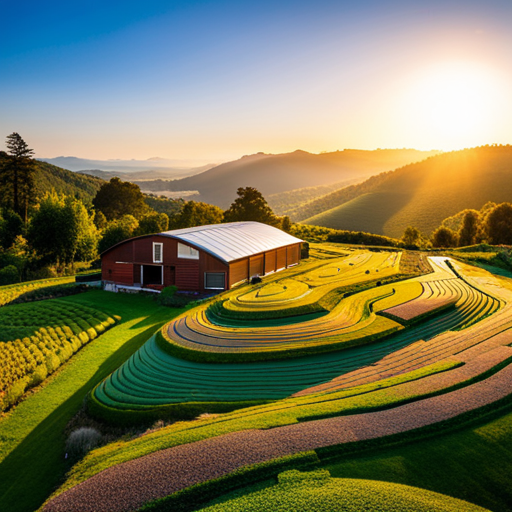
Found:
[0,299,117,411]
[0,276,75,306]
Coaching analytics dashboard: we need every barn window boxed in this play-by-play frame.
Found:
[153,243,163,263]
[205,272,225,290]
[178,242,199,260]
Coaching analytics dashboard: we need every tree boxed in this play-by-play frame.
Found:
[0,133,36,221]
[457,210,480,247]
[223,187,280,226]
[28,192,99,268]
[92,177,149,221]
[484,202,512,245]
[134,212,169,236]
[431,226,458,248]
[170,201,223,229]
[98,215,139,253]
[93,210,108,231]
[0,209,24,249]
[280,216,292,233]
[401,226,421,248]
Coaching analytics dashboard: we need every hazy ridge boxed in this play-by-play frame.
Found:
[301,145,512,237]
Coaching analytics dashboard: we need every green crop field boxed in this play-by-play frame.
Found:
[0,298,117,411]
[5,246,511,512]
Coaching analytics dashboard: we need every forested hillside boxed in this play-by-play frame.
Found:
[301,145,512,237]
[140,149,440,208]
[0,153,104,203]
[34,160,104,202]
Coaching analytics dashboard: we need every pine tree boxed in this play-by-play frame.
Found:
[1,133,36,222]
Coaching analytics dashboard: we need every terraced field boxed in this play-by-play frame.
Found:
[44,249,512,512]
[91,255,503,414]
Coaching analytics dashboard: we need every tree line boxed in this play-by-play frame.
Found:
[399,201,512,250]
[0,133,291,285]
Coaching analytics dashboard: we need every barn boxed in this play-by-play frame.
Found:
[101,221,303,293]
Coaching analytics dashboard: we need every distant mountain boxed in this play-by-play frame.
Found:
[78,164,215,181]
[144,149,441,209]
[39,156,216,179]
[301,145,512,237]
[0,152,104,203]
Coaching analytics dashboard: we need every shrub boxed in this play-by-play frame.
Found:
[160,285,178,297]
[65,427,102,460]
[0,265,19,285]
[157,289,195,308]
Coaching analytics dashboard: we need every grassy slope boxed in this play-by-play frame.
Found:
[34,160,104,203]
[301,146,512,237]
[198,470,488,512]
[324,407,512,512]
[0,290,182,512]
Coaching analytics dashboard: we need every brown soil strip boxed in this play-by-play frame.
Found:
[45,363,512,512]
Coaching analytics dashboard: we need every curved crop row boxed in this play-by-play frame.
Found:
[197,470,487,512]
[216,250,401,320]
[92,260,502,414]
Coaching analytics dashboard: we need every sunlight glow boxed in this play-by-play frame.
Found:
[401,62,505,149]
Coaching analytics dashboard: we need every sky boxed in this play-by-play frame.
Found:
[1,0,512,163]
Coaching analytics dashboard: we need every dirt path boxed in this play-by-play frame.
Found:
[44,364,512,512]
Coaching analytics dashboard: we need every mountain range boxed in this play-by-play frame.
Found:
[39,156,216,180]
[0,152,104,203]
[300,145,512,237]
[137,149,441,209]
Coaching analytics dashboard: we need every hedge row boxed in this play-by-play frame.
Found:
[0,300,117,411]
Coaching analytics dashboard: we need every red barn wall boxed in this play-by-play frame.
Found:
[102,235,228,292]
[102,236,302,292]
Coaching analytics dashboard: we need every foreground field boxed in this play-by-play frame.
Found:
[37,246,512,512]
[0,291,185,512]
[198,470,488,512]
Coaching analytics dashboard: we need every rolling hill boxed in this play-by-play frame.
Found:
[0,152,105,203]
[301,145,512,238]
[142,149,441,209]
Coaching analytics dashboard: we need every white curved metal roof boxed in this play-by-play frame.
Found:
[159,222,303,264]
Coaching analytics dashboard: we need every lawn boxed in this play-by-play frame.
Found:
[0,290,183,512]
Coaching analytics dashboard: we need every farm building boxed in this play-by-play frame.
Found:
[101,221,303,293]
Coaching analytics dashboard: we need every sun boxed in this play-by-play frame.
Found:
[401,61,503,148]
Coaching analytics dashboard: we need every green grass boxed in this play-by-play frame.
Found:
[0,290,185,512]
[323,407,512,512]
[196,469,488,512]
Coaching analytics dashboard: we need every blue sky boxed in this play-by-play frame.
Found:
[1,0,512,162]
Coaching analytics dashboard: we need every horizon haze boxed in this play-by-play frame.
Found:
[1,0,512,161]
